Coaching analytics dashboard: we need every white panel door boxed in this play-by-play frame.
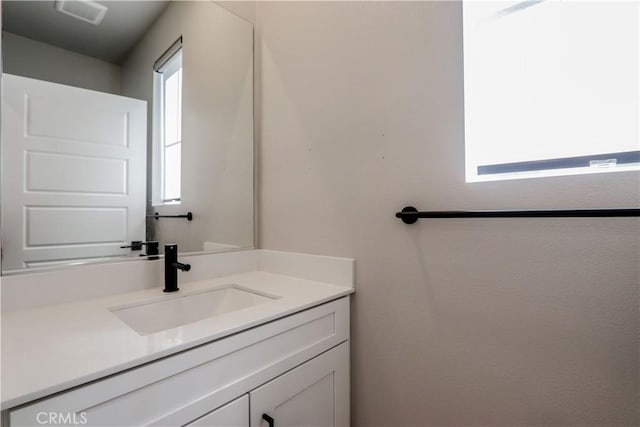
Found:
[1,73,147,270]
[250,343,350,427]
[186,395,249,427]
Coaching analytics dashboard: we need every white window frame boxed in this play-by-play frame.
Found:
[463,0,640,183]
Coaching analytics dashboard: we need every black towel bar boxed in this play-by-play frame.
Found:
[148,212,193,221]
[395,206,640,224]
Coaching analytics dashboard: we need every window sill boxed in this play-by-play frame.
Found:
[466,164,640,183]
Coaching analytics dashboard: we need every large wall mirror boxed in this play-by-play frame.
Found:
[1,1,254,274]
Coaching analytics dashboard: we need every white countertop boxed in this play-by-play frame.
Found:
[1,271,353,409]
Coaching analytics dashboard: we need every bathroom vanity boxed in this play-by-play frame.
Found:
[1,250,354,426]
[0,3,355,424]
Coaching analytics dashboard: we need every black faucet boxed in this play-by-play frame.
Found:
[164,244,191,292]
[141,241,159,260]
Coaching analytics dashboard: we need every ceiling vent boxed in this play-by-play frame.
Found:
[54,0,108,25]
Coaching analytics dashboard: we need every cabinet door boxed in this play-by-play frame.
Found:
[250,343,349,427]
[185,395,248,427]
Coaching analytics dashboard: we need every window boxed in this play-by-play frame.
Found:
[463,1,639,182]
[153,38,183,204]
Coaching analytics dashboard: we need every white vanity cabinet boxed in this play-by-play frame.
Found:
[5,297,350,427]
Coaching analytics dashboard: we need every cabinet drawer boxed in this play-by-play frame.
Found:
[9,298,349,426]
[185,395,248,427]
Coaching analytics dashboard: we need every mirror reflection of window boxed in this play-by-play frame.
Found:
[154,38,183,205]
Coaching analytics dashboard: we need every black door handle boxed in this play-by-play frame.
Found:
[262,413,275,427]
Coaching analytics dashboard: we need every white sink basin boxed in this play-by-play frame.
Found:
[110,285,279,335]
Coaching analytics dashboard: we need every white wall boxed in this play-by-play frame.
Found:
[256,2,640,426]
[2,32,121,95]
[121,1,254,253]
[216,1,256,24]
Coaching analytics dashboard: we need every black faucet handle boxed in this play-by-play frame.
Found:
[120,240,143,250]
[175,262,191,272]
